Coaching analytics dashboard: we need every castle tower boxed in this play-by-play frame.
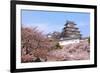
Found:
[61,21,82,40]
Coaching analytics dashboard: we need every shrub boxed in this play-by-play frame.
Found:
[88,37,90,44]
[54,43,62,49]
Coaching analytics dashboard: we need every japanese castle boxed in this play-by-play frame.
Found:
[59,21,82,45]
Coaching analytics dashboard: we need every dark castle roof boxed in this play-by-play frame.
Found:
[65,21,76,26]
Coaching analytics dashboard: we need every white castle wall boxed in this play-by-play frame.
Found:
[59,39,80,45]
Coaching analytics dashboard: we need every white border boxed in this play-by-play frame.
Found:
[16,4,94,69]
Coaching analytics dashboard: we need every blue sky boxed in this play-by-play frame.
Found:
[21,10,90,37]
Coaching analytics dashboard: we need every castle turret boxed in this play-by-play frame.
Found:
[61,21,82,40]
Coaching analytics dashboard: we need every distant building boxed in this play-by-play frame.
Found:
[59,21,82,45]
